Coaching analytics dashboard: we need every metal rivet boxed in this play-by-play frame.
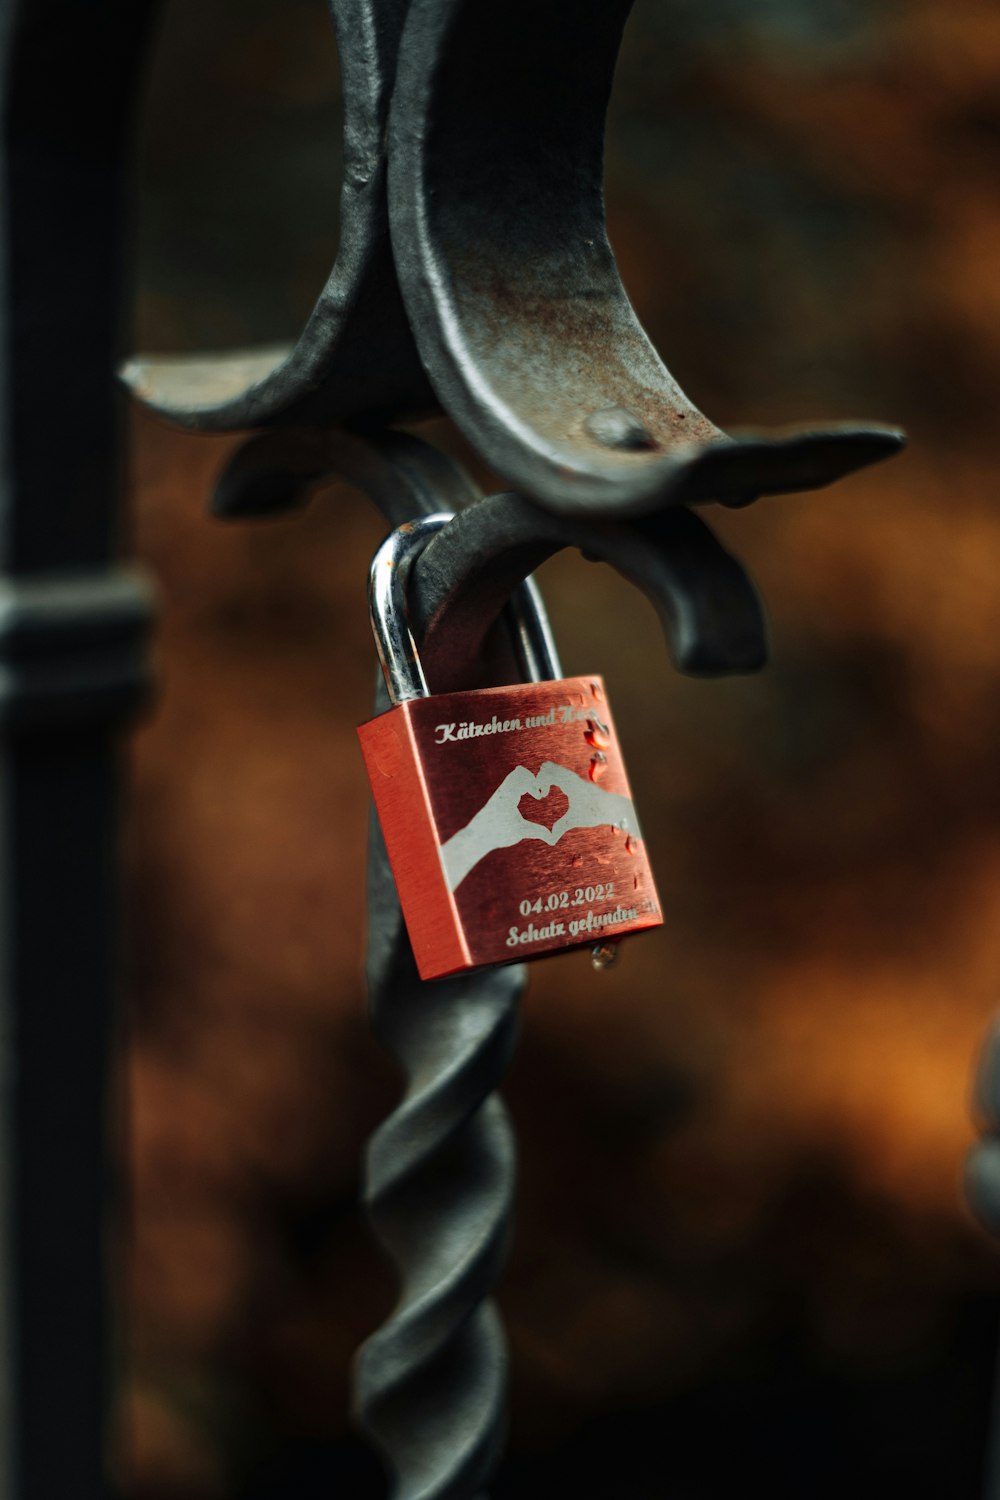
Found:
[584,406,657,452]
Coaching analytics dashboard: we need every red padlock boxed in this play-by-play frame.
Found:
[358,515,663,980]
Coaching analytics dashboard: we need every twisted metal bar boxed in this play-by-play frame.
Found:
[331,444,518,1500]
[355,511,565,1498]
[355,780,520,1500]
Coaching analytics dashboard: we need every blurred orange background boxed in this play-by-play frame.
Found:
[124,1,1000,1494]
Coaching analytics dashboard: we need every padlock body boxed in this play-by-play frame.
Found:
[358,675,662,980]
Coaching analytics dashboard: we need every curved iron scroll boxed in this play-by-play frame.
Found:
[124,0,903,521]
[388,0,903,516]
[123,0,432,431]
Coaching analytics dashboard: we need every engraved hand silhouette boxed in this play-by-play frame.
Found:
[440,766,560,891]
[535,761,638,844]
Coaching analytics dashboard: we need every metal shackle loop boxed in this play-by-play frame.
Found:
[368,512,563,705]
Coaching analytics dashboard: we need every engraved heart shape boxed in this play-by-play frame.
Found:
[518,785,569,833]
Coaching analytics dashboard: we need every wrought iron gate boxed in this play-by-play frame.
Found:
[6,4,972,1499]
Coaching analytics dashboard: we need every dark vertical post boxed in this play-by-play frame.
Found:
[0,4,157,1496]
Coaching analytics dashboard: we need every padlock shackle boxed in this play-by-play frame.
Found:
[508,575,562,687]
[368,513,562,705]
[369,514,448,703]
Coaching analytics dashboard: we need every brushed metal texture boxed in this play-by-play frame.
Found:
[359,675,661,979]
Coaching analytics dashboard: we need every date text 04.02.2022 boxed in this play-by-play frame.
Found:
[518,883,615,917]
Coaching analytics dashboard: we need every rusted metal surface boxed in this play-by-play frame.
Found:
[388,0,904,516]
[125,0,904,521]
